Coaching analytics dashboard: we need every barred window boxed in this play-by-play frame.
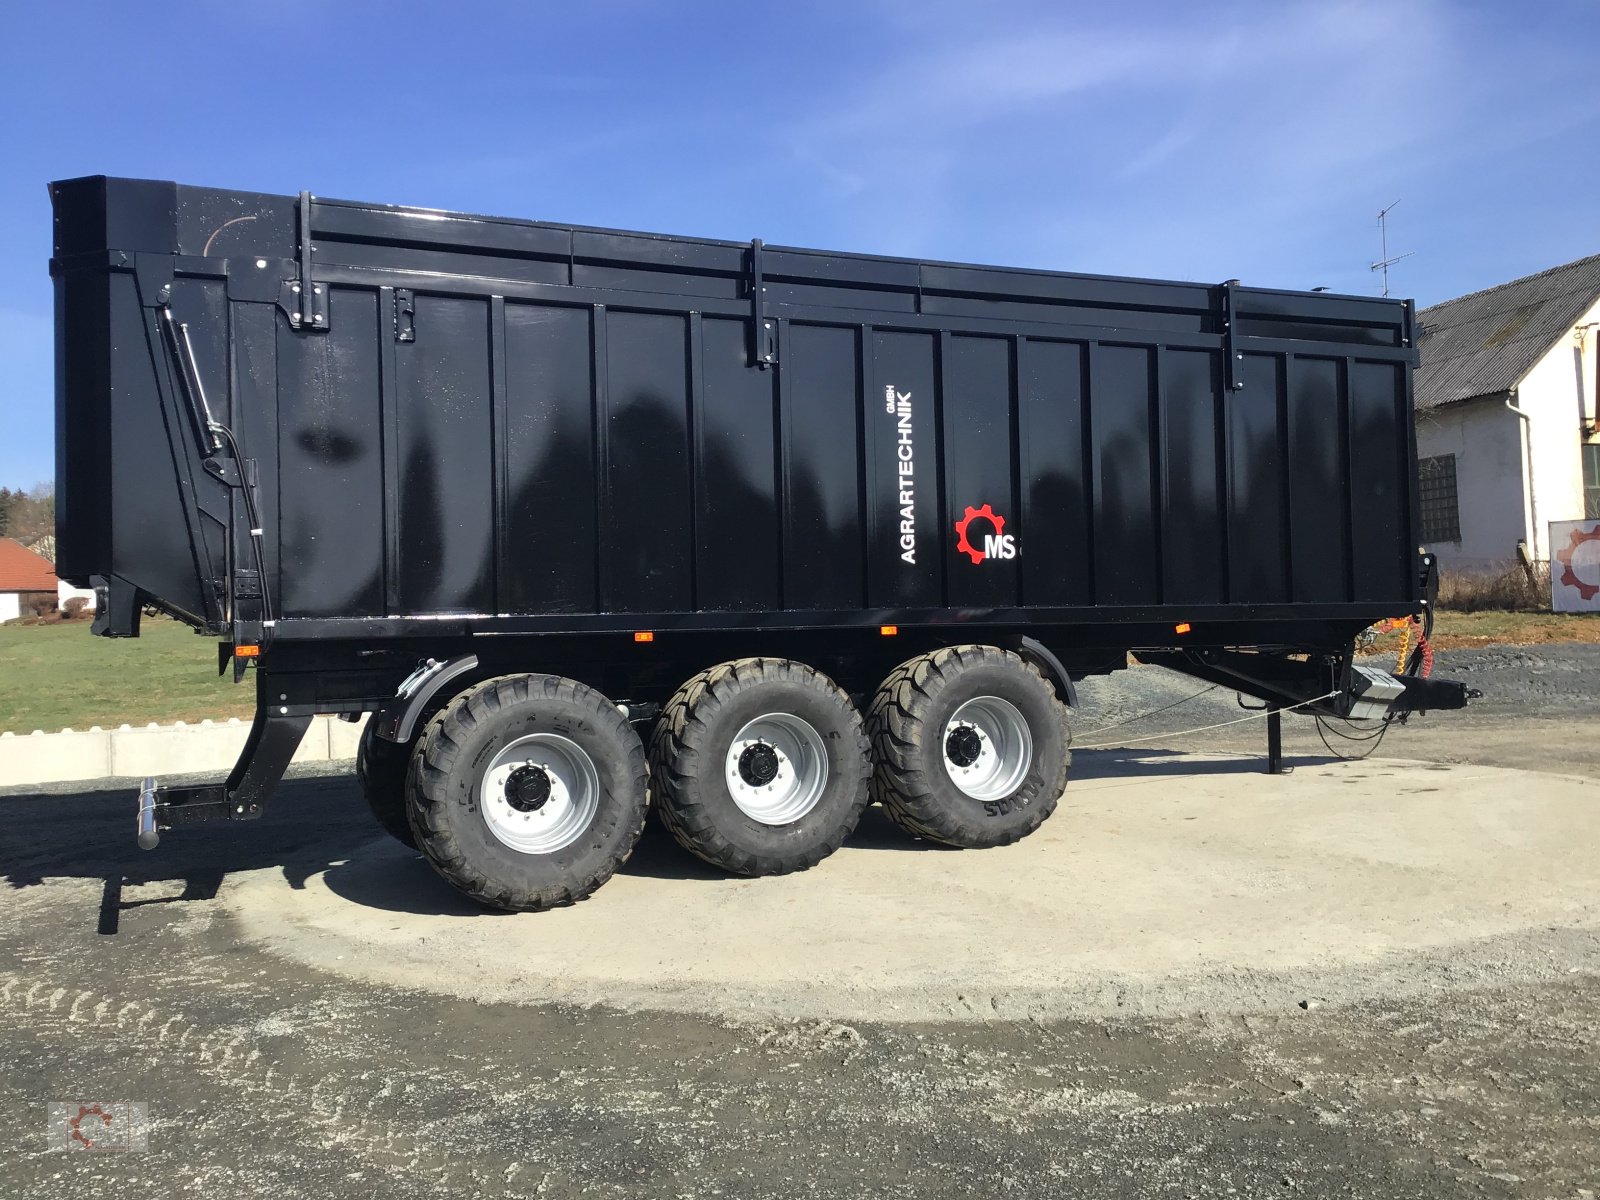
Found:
[1584,443,1600,520]
[1418,454,1461,544]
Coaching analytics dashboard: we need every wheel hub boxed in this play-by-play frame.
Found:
[724,713,830,826]
[479,733,601,854]
[737,742,781,787]
[506,765,553,812]
[942,696,1034,801]
[945,724,984,769]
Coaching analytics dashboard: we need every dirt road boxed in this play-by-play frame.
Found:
[1,645,1595,1197]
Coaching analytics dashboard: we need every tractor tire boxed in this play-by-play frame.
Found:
[868,645,1070,848]
[649,658,871,876]
[406,674,648,912]
[356,721,417,848]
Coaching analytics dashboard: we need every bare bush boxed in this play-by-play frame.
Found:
[1436,561,1551,612]
[61,596,89,620]
[25,593,57,618]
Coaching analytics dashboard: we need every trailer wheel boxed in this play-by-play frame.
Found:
[649,658,871,876]
[356,722,416,848]
[406,675,648,912]
[868,646,1069,848]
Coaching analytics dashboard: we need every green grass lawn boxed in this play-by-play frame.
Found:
[0,617,254,733]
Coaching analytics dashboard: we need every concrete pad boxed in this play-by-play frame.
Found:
[223,753,1600,1022]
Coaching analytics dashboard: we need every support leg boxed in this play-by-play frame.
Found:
[140,704,312,844]
[1266,708,1284,775]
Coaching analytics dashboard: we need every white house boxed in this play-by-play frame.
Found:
[0,537,60,622]
[0,536,97,622]
[1414,253,1600,572]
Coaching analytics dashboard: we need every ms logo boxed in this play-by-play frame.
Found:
[954,504,1017,565]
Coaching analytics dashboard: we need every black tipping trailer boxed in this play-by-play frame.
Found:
[50,176,1471,909]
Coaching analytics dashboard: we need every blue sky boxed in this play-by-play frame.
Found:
[2,0,1597,485]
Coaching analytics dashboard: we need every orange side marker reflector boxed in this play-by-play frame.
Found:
[234,644,260,658]
[633,631,655,643]
[880,625,898,636]
[1174,622,1192,635]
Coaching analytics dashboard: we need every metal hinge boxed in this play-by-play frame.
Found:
[394,288,415,342]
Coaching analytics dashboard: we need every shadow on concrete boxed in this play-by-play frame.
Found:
[1072,747,1332,780]
[0,770,394,930]
[1,744,1343,924]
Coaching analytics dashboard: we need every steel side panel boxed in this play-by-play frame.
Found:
[1287,357,1351,603]
[943,335,1018,609]
[780,324,865,610]
[1227,354,1289,603]
[1160,348,1226,605]
[277,288,385,618]
[395,294,495,615]
[1090,344,1159,606]
[52,177,1426,638]
[1018,339,1091,607]
[867,331,941,609]
[696,316,781,610]
[602,310,692,613]
[502,303,598,614]
[1349,360,1411,602]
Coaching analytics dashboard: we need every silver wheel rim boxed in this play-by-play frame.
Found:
[943,696,1033,801]
[724,713,829,825]
[480,733,600,854]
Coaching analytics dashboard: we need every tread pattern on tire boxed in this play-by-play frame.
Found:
[406,674,648,912]
[867,645,1068,848]
[649,657,871,877]
[355,723,416,848]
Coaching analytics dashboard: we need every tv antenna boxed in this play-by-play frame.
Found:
[1370,199,1413,297]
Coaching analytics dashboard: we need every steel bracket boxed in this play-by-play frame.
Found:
[1220,279,1243,391]
[285,190,329,332]
[748,238,777,368]
[394,288,416,342]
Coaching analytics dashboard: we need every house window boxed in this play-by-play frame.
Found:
[1418,454,1461,543]
[1585,443,1600,520]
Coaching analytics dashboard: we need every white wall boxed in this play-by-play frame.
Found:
[1515,295,1600,558]
[1415,395,1528,572]
[1416,295,1600,571]
[56,578,97,611]
[0,593,18,624]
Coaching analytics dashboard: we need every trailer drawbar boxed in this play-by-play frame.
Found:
[49,176,1473,911]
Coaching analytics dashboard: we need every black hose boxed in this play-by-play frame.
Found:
[213,423,273,626]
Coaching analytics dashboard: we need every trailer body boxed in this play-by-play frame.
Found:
[49,176,1466,881]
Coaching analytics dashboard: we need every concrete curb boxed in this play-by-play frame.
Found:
[0,714,367,787]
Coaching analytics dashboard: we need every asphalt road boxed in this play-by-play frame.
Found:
[2,645,1596,1198]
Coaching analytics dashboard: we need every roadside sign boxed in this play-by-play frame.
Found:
[1551,519,1600,612]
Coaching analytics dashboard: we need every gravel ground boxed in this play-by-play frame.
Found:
[0,645,1595,1197]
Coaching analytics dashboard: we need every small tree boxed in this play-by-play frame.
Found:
[8,484,54,546]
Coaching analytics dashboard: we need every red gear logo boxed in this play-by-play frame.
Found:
[69,1105,113,1149]
[1557,523,1600,601]
[954,504,1004,565]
